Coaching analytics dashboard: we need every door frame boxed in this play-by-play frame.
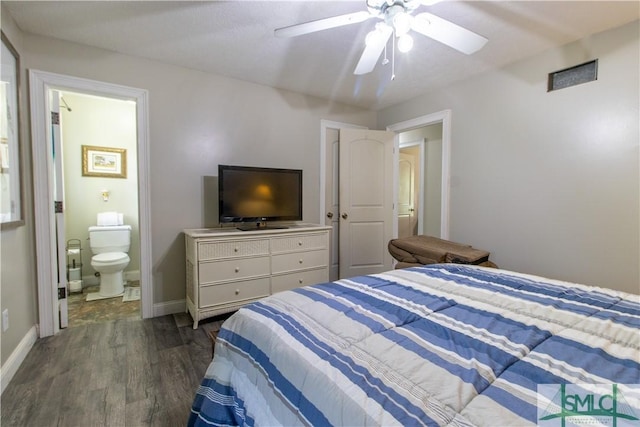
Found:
[29,70,153,337]
[387,110,451,239]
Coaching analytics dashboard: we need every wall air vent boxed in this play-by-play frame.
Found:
[548,59,598,92]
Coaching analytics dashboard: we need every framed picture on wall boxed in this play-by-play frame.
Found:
[82,145,127,178]
[1,31,24,228]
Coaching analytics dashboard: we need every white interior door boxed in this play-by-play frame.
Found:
[51,90,68,329]
[338,129,395,278]
[398,151,417,238]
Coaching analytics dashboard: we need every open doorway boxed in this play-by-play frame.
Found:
[397,122,444,239]
[57,90,141,327]
[398,142,420,239]
[29,70,152,337]
[388,110,451,241]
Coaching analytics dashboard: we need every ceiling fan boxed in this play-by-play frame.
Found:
[275,0,488,75]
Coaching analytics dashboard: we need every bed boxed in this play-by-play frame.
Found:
[188,264,640,426]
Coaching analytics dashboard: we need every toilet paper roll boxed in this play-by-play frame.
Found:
[69,268,81,281]
[69,280,82,293]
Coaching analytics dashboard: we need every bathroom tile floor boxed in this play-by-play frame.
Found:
[67,281,140,327]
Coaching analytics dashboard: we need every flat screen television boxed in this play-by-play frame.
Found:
[218,165,302,230]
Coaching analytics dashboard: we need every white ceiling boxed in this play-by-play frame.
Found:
[4,1,638,110]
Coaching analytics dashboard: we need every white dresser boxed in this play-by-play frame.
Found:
[184,224,331,328]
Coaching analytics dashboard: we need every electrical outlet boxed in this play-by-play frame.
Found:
[2,309,8,332]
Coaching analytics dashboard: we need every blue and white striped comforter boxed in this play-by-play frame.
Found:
[189,264,640,426]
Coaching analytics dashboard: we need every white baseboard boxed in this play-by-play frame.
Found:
[153,299,186,317]
[1,325,38,395]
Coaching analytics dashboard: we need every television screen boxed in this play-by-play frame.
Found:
[218,165,302,228]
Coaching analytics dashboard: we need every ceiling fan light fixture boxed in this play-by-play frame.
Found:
[276,0,489,76]
[397,34,413,52]
[392,11,413,35]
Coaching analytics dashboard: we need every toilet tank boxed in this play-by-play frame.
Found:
[89,225,132,254]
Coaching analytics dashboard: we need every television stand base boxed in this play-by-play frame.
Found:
[236,224,289,231]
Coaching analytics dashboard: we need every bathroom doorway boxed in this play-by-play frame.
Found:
[57,90,141,327]
[30,70,152,337]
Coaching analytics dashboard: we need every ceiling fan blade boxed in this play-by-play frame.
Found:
[353,25,393,75]
[412,12,487,54]
[275,11,372,38]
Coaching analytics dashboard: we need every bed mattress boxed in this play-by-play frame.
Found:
[189,264,640,426]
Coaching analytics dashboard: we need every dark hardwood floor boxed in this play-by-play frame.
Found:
[1,313,227,427]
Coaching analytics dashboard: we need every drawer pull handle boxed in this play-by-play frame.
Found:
[235,289,240,295]
[299,259,303,264]
[235,267,240,273]
[299,279,303,284]
[234,248,239,252]
[298,241,303,246]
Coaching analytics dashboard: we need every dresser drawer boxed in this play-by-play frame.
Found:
[271,249,328,274]
[272,268,328,294]
[199,277,270,308]
[270,233,328,254]
[198,239,269,260]
[199,256,270,284]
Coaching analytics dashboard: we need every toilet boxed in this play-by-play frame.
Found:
[89,213,131,298]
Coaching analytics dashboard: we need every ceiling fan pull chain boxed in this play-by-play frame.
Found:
[391,27,396,80]
[382,40,389,65]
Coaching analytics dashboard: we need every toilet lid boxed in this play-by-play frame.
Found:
[93,252,128,263]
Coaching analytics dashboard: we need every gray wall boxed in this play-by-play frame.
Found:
[379,20,640,294]
[0,4,376,366]
[0,8,39,367]
[23,37,375,305]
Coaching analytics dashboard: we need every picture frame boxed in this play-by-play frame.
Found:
[1,31,24,228]
[82,145,127,178]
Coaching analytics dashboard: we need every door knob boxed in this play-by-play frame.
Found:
[341,213,348,219]
[326,212,334,219]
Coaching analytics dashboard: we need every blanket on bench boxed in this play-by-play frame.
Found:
[388,235,496,268]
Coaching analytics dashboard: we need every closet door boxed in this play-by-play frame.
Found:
[338,129,395,279]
